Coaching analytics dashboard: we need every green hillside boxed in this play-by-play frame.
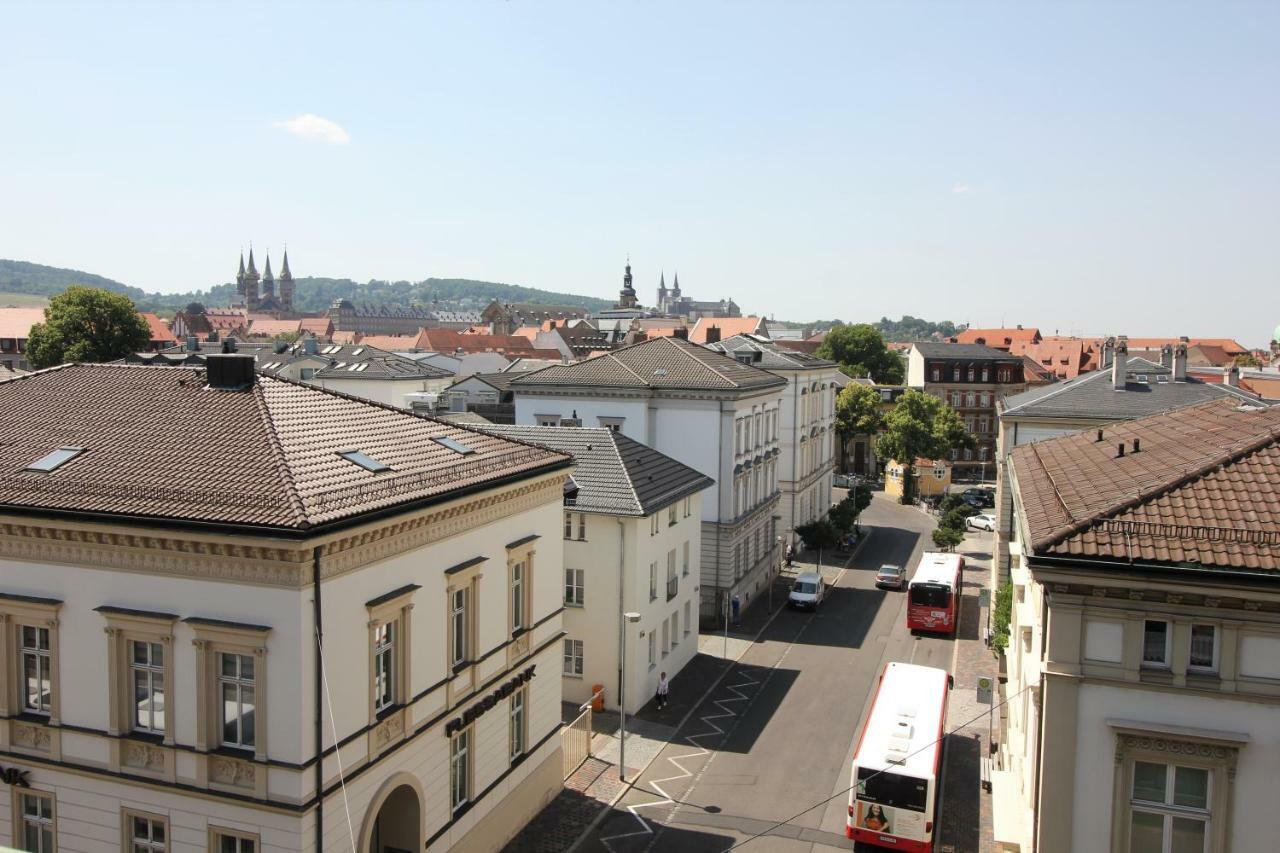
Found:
[0,259,613,315]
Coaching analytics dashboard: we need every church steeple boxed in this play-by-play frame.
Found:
[618,258,638,309]
[280,248,292,279]
[263,252,274,283]
[243,245,261,309]
[246,247,259,278]
[278,246,295,313]
[672,271,681,297]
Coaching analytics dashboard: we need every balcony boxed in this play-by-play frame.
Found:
[666,575,679,601]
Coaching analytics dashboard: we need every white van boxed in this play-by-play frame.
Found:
[788,571,825,610]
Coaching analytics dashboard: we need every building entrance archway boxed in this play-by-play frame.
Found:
[360,775,423,853]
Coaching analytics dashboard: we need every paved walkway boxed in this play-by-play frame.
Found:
[936,530,998,853]
[502,540,869,853]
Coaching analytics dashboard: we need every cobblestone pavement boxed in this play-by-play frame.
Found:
[501,757,623,853]
[937,530,998,853]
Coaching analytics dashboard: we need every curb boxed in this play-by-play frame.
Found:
[564,527,876,852]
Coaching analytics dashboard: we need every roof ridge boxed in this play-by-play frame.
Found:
[666,336,739,388]
[248,384,312,528]
[1032,403,1280,553]
[609,430,646,512]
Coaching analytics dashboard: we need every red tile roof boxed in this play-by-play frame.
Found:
[1011,398,1280,571]
[0,308,47,340]
[1011,340,1089,380]
[955,327,1041,349]
[247,319,302,338]
[0,363,568,531]
[688,317,767,343]
[1126,337,1248,356]
[138,313,176,345]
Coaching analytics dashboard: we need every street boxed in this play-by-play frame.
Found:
[578,494,957,853]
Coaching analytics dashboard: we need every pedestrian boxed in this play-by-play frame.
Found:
[656,672,669,710]
[785,543,794,567]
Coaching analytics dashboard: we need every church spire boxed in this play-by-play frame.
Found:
[263,251,274,282]
[246,246,259,277]
[238,250,246,277]
[280,247,292,279]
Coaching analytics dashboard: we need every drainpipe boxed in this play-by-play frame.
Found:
[313,546,324,853]
[616,518,626,707]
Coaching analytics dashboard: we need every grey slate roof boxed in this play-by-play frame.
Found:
[912,342,1023,361]
[470,424,714,516]
[704,334,836,370]
[1002,357,1262,421]
[509,336,787,393]
[141,343,452,380]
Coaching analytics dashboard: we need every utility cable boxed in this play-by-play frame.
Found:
[316,626,358,852]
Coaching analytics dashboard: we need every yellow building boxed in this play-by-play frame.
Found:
[884,457,952,500]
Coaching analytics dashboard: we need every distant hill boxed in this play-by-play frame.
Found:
[0,259,613,315]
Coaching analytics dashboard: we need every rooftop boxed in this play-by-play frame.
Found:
[689,316,766,344]
[0,363,568,532]
[1011,398,1280,573]
[954,327,1042,348]
[912,342,1024,361]
[704,334,836,371]
[471,424,713,516]
[145,341,454,381]
[509,335,787,394]
[1001,357,1259,421]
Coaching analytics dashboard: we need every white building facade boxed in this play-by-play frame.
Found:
[0,360,572,853]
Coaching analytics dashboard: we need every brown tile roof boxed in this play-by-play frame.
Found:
[247,318,302,338]
[1011,398,1280,572]
[510,335,787,393]
[955,327,1041,348]
[688,317,767,343]
[0,363,568,532]
[139,313,176,345]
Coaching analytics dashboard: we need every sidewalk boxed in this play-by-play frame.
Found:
[937,530,999,853]
[503,532,872,852]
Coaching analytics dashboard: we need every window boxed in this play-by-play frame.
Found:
[649,561,658,601]
[967,367,975,381]
[25,446,84,472]
[372,623,394,714]
[672,610,679,646]
[1129,761,1210,853]
[668,505,677,526]
[565,568,585,606]
[963,447,973,461]
[650,515,659,536]
[647,631,656,668]
[683,497,691,518]
[131,640,166,734]
[536,415,560,427]
[598,416,624,432]
[337,449,390,473]
[219,653,256,749]
[18,791,55,853]
[931,366,941,382]
[511,559,527,633]
[667,550,678,600]
[451,588,469,667]
[125,811,167,853]
[577,513,586,540]
[1189,624,1217,672]
[564,512,573,539]
[1142,620,1170,668]
[300,367,315,380]
[682,541,690,576]
[563,639,584,676]
[981,368,990,382]
[509,688,527,761]
[966,392,976,407]
[451,728,472,811]
[662,619,670,656]
[21,625,52,715]
[684,601,692,636]
[979,446,989,461]
[433,436,476,456]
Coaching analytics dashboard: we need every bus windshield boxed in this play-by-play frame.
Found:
[909,583,951,608]
[856,767,928,812]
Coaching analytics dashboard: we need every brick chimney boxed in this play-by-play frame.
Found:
[1172,338,1188,381]
[1225,364,1240,387]
[1102,337,1116,369]
[1112,336,1129,389]
[706,325,722,344]
[673,327,689,340]
[1160,343,1174,369]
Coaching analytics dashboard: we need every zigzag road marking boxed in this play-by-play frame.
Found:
[599,668,762,852]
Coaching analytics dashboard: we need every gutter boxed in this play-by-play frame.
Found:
[1027,551,1280,587]
[312,546,324,853]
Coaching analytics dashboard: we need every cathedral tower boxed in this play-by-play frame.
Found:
[618,259,638,309]
[278,248,295,312]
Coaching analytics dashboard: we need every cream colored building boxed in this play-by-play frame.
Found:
[473,425,712,714]
[0,357,572,853]
[994,399,1280,853]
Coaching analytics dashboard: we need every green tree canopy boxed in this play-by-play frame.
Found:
[931,525,965,552]
[817,324,905,384]
[795,519,840,552]
[834,382,884,440]
[876,390,975,501]
[26,286,151,369]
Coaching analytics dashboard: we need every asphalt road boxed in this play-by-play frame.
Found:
[580,494,954,853]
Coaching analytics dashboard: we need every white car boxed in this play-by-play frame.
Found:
[966,513,997,532]
[788,571,826,610]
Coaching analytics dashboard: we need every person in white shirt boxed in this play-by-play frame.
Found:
[656,672,670,710]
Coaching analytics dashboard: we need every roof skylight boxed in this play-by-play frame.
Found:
[433,436,476,456]
[338,450,391,473]
[26,446,85,473]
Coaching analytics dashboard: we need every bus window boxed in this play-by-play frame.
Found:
[856,767,929,812]
[909,583,951,608]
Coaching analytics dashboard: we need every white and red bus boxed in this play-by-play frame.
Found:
[847,662,950,851]
[906,551,963,634]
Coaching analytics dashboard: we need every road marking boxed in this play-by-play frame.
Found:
[598,564,850,852]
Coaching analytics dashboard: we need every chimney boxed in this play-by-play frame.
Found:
[1112,336,1128,389]
[1101,336,1116,369]
[1132,438,1141,453]
[1173,338,1188,381]
[186,335,199,352]
[673,327,689,340]
[303,336,318,355]
[221,336,238,354]
[1225,364,1239,387]
[706,325,722,345]
[1160,343,1173,369]
[1117,442,1125,458]
[205,354,256,390]
[1096,429,1104,442]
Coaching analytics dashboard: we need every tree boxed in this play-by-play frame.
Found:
[850,480,873,522]
[876,390,975,503]
[26,286,152,369]
[795,519,839,552]
[817,324,905,384]
[1234,353,1261,368]
[835,382,885,472]
[932,525,964,552]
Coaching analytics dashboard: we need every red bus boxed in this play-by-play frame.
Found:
[906,552,963,634]
[847,662,950,851]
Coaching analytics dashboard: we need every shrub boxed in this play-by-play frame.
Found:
[991,582,1013,652]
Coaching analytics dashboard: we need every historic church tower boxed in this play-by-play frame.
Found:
[278,248,295,312]
[618,260,638,309]
[235,246,295,314]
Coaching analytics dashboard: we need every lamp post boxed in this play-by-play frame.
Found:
[620,611,641,782]
[772,534,783,614]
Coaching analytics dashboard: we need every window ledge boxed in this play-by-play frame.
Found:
[563,673,584,680]
[564,601,585,608]
[375,703,404,723]
[452,660,474,676]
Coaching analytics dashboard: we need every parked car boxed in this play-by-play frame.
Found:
[962,491,995,509]
[788,571,826,609]
[833,473,855,489]
[875,564,905,589]
[966,513,997,531]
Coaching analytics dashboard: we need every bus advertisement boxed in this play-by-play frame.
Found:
[906,551,963,634]
[847,662,950,852]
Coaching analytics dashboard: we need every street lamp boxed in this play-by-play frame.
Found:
[620,611,641,782]
[771,534,784,614]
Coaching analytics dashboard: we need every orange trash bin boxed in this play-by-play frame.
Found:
[591,684,605,712]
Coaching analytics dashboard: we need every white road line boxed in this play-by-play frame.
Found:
[599,565,849,853]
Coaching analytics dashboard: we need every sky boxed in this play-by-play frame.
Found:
[2,1,1277,344]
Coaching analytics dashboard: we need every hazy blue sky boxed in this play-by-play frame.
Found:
[2,2,1277,343]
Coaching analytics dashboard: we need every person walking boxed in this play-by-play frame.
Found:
[656,672,670,710]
